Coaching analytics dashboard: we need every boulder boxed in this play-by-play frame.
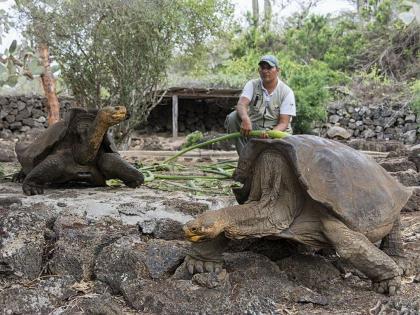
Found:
[408,144,420,172]
[138,218,185,240]
[379,158,417,172]
[121,252,301,314]
[0,276,76,314]
[390,169,420,187]
[402,186,420,212]
[0,148,15,162]
[0,209,47,279]
[404,130,418,145]
[326,126,352,139]
[49,215,137,281]
[49,293,127,315]
[94,235,189,293]
[390,169,420,186]
[329,115,341,124]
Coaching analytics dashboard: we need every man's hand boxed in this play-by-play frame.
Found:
[259,131,269,139]
[240,117,252,136]
[273,114,291,132]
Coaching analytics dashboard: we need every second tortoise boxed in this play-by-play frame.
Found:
[183,135,412,295]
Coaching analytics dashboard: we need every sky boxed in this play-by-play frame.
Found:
[0,0,356,51]
[232,0,354,19]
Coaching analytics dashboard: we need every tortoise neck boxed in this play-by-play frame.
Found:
[75,115,110,164]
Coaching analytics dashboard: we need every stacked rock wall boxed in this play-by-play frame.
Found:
[0,95,418,145]
[0,95,75,139]
[321,100,419,144]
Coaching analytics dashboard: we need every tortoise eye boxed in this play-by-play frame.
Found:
[190,227,198,233]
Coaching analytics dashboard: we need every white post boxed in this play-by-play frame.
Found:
[172,94,178,138]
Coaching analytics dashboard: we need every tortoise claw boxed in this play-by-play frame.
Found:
[22,182,44,196]
[185,255,223,275]
[372,276,401,295]
[12,171,26,183]
[391,256,416,276]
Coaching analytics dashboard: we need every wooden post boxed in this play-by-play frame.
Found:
[172,94,178,138]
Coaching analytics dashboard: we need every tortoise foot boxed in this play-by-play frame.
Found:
[185,255,223,275]
[124,178,144,188]
[12,170,26,183]
[22,181,44,195]
[391,256,416,276]
[372,276,401,295]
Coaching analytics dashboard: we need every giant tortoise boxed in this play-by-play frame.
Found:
[14,106,144,195]
[183,135,413,295]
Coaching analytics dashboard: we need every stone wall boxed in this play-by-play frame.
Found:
[0,96,76,139]
[0,95,418,145]
[319,100,419,145]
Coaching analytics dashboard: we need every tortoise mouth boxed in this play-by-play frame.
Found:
[184,227,208,242]
[186,234,206,242]
[113,106,128,121]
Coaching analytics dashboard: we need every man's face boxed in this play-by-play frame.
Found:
[258,62,279,84]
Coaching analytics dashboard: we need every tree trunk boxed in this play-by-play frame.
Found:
[263,0,272,31]
[39,43,60,126]
[252,0,259,26]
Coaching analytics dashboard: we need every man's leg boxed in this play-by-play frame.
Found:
[224,111,249,155]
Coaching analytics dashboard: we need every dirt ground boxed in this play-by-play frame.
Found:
[0,134,419,314]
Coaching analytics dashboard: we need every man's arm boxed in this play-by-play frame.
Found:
[275,88,295,132]
[236,96,252,136]
[273,114,291,132]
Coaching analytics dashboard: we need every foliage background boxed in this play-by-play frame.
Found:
[2,0,419,135]
[169,0,419,133]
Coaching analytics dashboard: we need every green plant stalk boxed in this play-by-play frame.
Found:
[163,130,290,164]
[201,168,232,177]
[153,174,228,180]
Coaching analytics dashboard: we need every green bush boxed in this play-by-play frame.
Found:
[285,60,348,133]
[182,131,204,149]
[220,53,347,134]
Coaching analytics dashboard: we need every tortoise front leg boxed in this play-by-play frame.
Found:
[22,154,68,195]
[98,153,144,188]
[185,235,229,274]
[321,215,402,295]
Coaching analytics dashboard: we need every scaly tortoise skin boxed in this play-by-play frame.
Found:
[183,135,413,295]
[14,106,144,195]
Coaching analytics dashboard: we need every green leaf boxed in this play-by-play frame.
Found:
[27,59,44,76]
[0,67,8,81]
[9,40,17,55]
[0,62,6,75]
[6,75,19,87]
[50,64,61,73]
[6,59,16,75]
[106,179,123,187]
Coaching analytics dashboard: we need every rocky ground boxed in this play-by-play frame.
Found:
[0,135,419,315]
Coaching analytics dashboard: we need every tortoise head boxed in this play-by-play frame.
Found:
[98,106,128,127]
[183,211,227,243]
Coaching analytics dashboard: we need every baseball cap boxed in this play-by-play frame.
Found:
[258,55,279,68]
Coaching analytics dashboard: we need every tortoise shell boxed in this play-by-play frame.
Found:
[233,135,412,232]
[16,108,117,174]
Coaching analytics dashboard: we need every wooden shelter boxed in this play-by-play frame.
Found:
[158,87,241,138]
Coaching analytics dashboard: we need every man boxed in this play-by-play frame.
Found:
[225,55,296,155]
